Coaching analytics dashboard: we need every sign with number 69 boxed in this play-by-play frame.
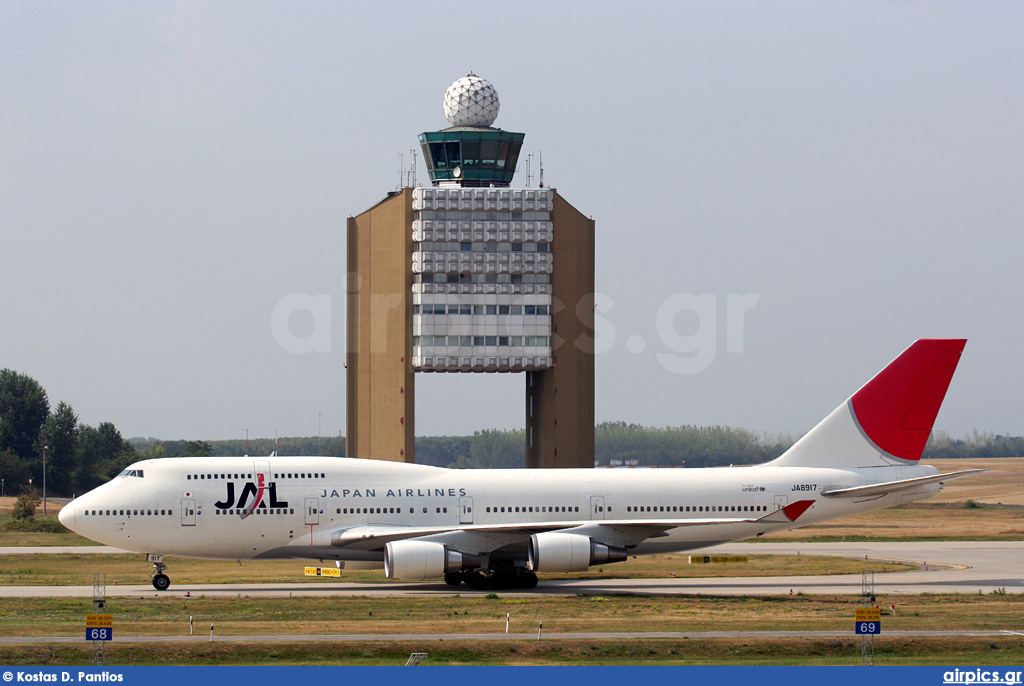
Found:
[855,621,880,635]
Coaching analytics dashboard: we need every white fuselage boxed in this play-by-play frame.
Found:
[59,456,940,562]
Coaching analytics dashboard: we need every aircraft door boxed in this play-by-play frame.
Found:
[774,495,788,511]
[459,496,474,524]
[304,497,319,525]
[590,495,606,520]
[181,499,196,526]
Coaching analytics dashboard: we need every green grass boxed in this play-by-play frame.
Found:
[0,512,92,546]
[1,635,1022,666]
[1,593,1022,666]
[1,593,1021,638]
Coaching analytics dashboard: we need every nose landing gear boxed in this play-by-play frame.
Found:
[148,553,171,591]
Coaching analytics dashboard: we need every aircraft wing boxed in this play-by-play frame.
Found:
[820,469,984,499]
[330,521,575,549]
[329,500,815,551]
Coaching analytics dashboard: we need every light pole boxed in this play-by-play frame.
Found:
[42,445,48,515]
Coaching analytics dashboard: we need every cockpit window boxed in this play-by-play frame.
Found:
[118,469,145,478]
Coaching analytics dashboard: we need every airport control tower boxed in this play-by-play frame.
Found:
[346,74,594,468]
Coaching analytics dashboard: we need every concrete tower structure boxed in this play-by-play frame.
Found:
[346,74,594,468]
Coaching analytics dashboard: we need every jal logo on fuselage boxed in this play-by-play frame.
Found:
[214,478,289,510]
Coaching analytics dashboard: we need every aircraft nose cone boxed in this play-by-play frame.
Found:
[57,503,74,531]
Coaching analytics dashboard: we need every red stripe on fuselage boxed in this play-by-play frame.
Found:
[783,499,815,522]
[240,473,266,520]
[254,473,265,508]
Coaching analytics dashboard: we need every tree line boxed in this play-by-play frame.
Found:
[2,368,1021,498]
[129,424,1024,470]
[0,369,138,497]
[924,429,1024,460]
[126,426,794,470]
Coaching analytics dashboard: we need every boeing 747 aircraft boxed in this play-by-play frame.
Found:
[59,339,980,590]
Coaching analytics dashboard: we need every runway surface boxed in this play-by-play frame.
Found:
[1,541,1021,598]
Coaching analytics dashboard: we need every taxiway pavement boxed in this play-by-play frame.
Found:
[1,541,1020,598]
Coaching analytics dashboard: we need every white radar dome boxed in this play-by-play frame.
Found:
[443,73,500,128]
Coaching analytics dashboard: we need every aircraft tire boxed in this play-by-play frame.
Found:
[466,572,489,590]
[152,574,171,591]
[520,571,539,588]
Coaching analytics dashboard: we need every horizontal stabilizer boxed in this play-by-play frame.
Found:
[821,469,984,498]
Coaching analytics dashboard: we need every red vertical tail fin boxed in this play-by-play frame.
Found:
[770,339,966,468]
[850,339,966,461]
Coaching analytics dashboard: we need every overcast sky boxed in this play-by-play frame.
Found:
[2,1,1022,444]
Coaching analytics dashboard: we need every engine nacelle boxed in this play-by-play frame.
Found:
[383,540,482,580]
[528,532,628,573]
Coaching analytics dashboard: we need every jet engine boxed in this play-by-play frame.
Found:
[383,540,482,580]
[528,532,628,573]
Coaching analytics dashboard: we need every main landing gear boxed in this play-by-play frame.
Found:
[444,568,539,590]
[148,554,171,591]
